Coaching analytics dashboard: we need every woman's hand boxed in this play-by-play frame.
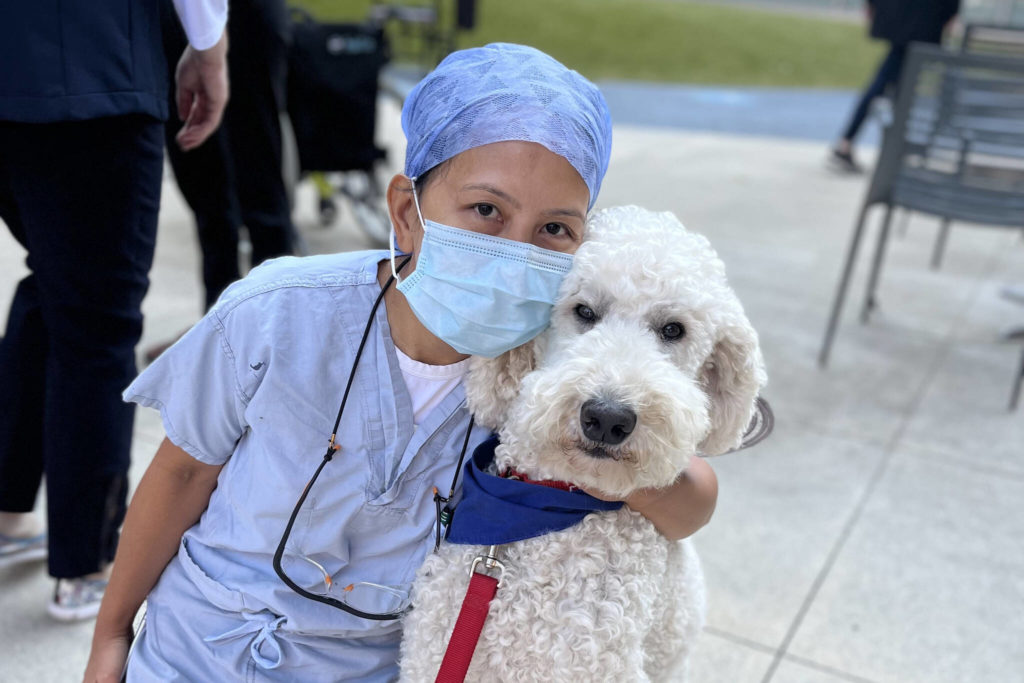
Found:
[82,438,223,683]
[584,456,718,541]
[82,626,132,683]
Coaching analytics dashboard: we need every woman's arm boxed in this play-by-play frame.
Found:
[83,438,223,683]
[622,456,718,541]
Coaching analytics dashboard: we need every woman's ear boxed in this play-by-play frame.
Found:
[386,174,420,253]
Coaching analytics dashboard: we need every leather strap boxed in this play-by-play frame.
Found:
[435,571,500,682]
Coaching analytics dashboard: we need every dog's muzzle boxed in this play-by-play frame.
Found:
[580,398,636,447]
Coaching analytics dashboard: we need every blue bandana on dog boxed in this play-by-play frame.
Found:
[446,434,623,545]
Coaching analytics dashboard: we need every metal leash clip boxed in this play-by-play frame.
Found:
[469,545,505,587]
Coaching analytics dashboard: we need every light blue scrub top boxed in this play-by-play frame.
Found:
[124,250,485,681]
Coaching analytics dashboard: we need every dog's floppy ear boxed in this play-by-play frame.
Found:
[698,317,767,456]
[464,337,541,430]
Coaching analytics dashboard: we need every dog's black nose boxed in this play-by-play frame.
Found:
[580,399,636,446]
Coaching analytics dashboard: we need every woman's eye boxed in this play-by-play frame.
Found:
[474,204,496,218]
[574,304,597,322]
[661,322,685,341]
[543,222,566,236]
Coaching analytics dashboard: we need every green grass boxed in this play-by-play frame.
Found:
[295,0,883,88]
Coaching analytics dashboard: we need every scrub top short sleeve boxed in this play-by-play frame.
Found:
[124,308,252,466]
[118,251,488,677]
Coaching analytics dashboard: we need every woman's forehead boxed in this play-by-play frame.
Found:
[442,142,589,207]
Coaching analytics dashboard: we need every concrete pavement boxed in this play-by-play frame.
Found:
[599,81,882,145]
[1,92,1023,682]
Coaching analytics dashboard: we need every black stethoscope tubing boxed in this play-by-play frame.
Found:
[272,256,473,621]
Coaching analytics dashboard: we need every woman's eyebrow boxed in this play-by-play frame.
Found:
[542,208,586,221]
[461,183,521,209]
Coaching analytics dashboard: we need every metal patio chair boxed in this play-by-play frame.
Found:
[818,43,1024,409]
[963,22,1024,57]
[928,23,1024,269]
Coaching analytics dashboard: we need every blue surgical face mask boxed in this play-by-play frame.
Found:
[388,183,574,358]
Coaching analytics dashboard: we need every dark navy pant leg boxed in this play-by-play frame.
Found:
[0,177,47,513]
[161,0,242,310]
[0,115,163,577]
[225,0,296,266]
[841,44,907,143]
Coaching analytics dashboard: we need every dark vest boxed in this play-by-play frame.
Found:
[0,0,168,123]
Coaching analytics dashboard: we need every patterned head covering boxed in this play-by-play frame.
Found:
[402,43,613,209]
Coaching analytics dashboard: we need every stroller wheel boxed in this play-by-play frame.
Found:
[319,197,338,227]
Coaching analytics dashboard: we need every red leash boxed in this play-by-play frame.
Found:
[435,546,505,683]
[434,470,580,681]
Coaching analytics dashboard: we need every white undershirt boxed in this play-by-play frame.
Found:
[394,347,470,427]
[173,0,229,50]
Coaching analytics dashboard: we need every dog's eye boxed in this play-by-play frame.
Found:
[661,322,685,341]
[574,304,597,323]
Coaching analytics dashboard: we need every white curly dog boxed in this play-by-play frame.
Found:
[399,206,767,682]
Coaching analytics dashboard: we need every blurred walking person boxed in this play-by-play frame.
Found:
[830,0,960,172]
[156,0,295,322]
[0,0,228,620]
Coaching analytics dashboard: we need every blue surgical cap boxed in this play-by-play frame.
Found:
[402,43,613,209]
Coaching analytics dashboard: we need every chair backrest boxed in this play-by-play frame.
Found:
[865,43,1024,228]
[962,23,1024,58]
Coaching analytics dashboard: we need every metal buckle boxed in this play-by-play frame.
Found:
[469,545,505,587]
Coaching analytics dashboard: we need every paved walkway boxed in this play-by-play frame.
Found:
[600,81,880,144]
[1,90,1022,682]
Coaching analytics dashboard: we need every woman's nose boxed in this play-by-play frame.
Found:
[495,220,532,244]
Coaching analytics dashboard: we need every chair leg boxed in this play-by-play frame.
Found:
[819,202,873,367]
[930,218,951,270]
[860,203,895,323]
[1010,346,1024,411]
[896,208,912,237]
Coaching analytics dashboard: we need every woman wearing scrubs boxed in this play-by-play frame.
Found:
[84,44,719,682]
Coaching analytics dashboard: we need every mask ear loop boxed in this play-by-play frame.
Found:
[388,227,402,284]
[390,175,425,284]
[410,176,427,226]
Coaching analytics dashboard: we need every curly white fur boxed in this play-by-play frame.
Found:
[400,206,767,682]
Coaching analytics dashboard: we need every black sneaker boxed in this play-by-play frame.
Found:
[828,148,863,174]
